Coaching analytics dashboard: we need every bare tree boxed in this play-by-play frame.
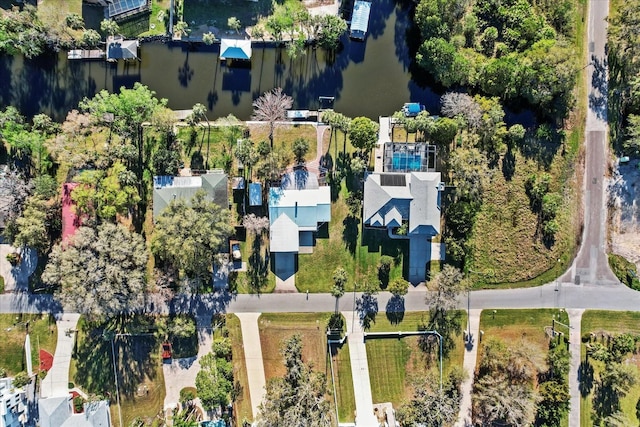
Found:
[0,169,31,224]
[440,92,482,129]
[243,214,270,235]
[251,88,293,149]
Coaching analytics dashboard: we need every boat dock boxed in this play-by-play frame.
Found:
[67,49,105,60]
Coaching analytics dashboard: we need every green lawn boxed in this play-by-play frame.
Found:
[258,313,349,421]
[296,182,406,293]
[247,123,319,164]
[71,316,168,426]
[225,314,253,424]
[183,0,273,34]
[234,231,276,294]
[0,314,57,376]
[366,311,467,406]
[580,311,640,426]
[479,308,569,350]
[331,342,355,423]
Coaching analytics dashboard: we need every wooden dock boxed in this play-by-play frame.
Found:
[67,49,104,60]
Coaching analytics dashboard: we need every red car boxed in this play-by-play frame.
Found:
[162,342,172,360]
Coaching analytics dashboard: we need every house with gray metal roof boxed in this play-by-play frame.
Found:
[152,171,228,219]
[363,171,443,283]
[268,170,331,280]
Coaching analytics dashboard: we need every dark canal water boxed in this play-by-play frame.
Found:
[0,0,444,122]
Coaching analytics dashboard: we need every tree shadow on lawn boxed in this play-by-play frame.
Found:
[342,215,359,255]
[579,358,594,397]
[73,324,160,397]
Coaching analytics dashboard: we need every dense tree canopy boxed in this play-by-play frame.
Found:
[151,190,233,291]
[413,0,577,117]
[42,223,148,318]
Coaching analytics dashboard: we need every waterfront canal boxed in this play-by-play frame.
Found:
[0,0,441,121]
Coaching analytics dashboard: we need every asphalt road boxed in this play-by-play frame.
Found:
[563,0,617,287]
[4,281,639,317]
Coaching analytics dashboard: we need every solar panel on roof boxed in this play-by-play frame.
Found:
[380,174,406,187]
[108,0,146,17]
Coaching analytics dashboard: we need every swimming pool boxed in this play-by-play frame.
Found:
[392,153,423,171]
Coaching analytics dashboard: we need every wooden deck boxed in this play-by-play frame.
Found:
[67,50,105,60]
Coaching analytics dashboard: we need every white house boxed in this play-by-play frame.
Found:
[0,377,27,427]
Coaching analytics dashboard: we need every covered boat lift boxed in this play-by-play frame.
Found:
[349,1,372,41]
[219,39,252,61]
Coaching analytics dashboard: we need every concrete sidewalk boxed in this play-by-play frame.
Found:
[343,311,378,426]
[40,313,80,398]
[568,309,584,427]
[236,313,266,419]
[455,309,481,427]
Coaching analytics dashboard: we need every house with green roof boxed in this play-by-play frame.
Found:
[152,171,228,219]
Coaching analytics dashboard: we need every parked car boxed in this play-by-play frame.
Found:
[162,342,172,360]
[230,240,241,261]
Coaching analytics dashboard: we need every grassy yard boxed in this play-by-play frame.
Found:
[183,0,273,35]
[330,342,355,423]
[366,311,467,406]
[234,230,276,294]
[467,150,578,287]
[70,316,167,426]
[258,313,353,421]
[247,123,319,163]
[258,313,332,380]
[296,182,406,293]
[223,314,253,423]
[580,311,640,426]
[478,309,568,354]
[0,314,57,376]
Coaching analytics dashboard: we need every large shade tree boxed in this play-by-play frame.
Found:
[349,116,379,153]
[42,223,148,318]
[151,190,233,292]
[251,88,293,149]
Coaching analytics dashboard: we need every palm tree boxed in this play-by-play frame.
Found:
[251,88,293,149]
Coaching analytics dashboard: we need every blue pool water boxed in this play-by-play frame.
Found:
[392,153,423,171]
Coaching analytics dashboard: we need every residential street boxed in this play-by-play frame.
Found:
[563,0,616,287]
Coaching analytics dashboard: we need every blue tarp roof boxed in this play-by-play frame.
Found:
[406,103,421,114]
[249,183,262,206]
[350,1,371,39]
